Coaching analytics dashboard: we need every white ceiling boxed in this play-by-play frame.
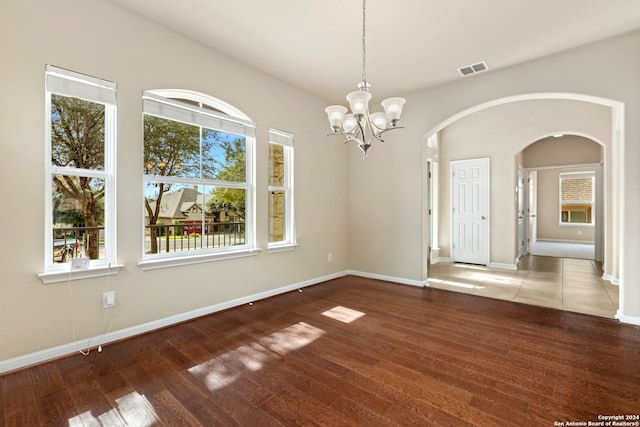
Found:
[111,0,640,104]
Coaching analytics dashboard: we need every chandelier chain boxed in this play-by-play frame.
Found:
[323,0,405,158]
[361,0,367,85]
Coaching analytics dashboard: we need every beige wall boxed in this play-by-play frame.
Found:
[523,136,601,243]
[523,135,602,168]
[535,168,596,242]
[0,0,349,363]
[435,100,608,264]
[2,1,640,366]
[348,30,640,320]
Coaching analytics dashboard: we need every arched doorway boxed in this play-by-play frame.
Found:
[423,93,623,317]
[518,135,603,262]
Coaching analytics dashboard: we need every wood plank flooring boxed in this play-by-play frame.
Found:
[2,275,639,426]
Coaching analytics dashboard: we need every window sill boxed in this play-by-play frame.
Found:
[558,223,595,227]
[39,264,124,284]
[267,243,298,254]
[138,248,260,271]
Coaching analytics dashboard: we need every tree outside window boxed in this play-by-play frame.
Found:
[45,65,116,270]
[51,96,106,260]
[142,91,253,258]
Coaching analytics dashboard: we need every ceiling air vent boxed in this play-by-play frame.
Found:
[458,61,489,77]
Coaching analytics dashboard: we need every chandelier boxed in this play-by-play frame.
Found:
[325,0,406,158]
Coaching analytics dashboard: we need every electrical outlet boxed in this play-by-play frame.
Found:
[327,253,333,262]
[103,291,116,308]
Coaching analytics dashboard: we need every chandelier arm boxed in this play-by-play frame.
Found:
[352,119,365,144]
[379,126,404,135]
[364,111,381,138]
[366,124,405,145]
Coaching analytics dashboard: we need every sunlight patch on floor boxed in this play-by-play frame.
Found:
[321,305,366,323]
[427,278,481,290]
[452,263,488,271]
[69,392,158,426]
[261,322,326,354]
[189,321,325,392]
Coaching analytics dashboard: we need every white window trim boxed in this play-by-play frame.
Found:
[268,128,296,250]
[40,65,118,283]
[138,248,260,271]
[141,91,256,267]
[39,264,124,285]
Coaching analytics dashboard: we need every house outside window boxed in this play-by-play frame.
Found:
[268,128,296,251]
[141,90,256,267]
[43,65,116,277]
[559,171,594,225]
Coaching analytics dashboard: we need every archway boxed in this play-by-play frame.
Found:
[518,134,603,262]
[422,93,624,315]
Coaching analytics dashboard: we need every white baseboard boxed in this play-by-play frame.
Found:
[0,270,349,375]
[430,259,516,271]
[489,262,518,270]
[348,270,428,287]
[6,266,629,375]
[615,310,640,326]
[536,238,595,244]
[602,274,619,285]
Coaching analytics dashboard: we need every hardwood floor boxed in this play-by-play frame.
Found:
[2,275,639,426]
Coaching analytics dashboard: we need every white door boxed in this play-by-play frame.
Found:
[451,158,489,265]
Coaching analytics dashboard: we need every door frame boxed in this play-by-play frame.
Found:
[528,170,538,253]
[517,164,527,260]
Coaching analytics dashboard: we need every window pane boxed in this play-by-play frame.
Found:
[560,175,594,224]
[203,128,246,181]
[51,95,105,170]
[143,115,200,178]
[141,91,253,260]
[570,211,588,223]
[561,205,591,223]
[52,175,105,261]
[561,177,592,202]
[269,191,286,243]
[269,143,285,187]
[209,187,246,223]
[144,182,246,254]
[207,187,246,248]
[144,182,206,254]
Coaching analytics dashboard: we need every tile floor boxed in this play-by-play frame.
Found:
[427,255,619,318]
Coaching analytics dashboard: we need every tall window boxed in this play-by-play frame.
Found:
[44,65,116,274]
[142,91,255,264]
[268,128,295,250]
[560,171,594,225]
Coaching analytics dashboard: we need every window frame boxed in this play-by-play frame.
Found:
[139,91,258,270]
[39,65,121,284]
[558,171,595,227]
[267,128,297,252]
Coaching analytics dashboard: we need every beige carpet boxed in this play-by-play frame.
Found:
[531,240,595,260]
